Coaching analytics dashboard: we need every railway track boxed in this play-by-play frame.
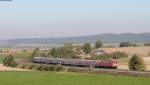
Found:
[63,66,150,77]
[31,62,150,77]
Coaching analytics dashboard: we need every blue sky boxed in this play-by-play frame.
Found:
[0,0,150,39]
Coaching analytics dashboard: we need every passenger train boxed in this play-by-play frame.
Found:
[33,57,118,69]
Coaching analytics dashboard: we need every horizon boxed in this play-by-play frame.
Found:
[0,0,150,39]
[0,32,149,41]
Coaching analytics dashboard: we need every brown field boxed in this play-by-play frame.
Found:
[100,46,150,57]
[0,64,31,71]
[100,46,150,70]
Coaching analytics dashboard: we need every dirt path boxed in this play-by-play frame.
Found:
[0,64,31,71]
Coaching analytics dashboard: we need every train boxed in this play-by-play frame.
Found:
[32,57,118,69]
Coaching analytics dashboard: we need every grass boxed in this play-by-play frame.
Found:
[0,56,4,63]
[0,52,32,59]
[13,52,32,58]
[0,52,32,64]
[0,71,149,85]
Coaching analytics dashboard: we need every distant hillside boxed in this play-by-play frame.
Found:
[7,33,150,44]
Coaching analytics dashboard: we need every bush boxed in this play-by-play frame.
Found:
[9,61,18,67]
[88,51,128,60]
[128,55,146,71]
[32,64,65,71]
[111,51,128,59]
[56,66,65,71]
[3,55,17,67]
[16,63,26,68]
[144,43,150,46]
[21,64,27,69]
[47,65,64,71]
[36,65,45,71]
[119,42,133,47]
[88,54,112,60]
[26,64,36,70]
[43,65,50,71]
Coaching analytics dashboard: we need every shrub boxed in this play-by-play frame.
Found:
[119,42,132,47]
[95,40,103,48]
[111,51,128,59]
[88,54,112,60]
[36,65,45,71]
[22,64,27,69]
[16,63,25,68]
[56,66,65,71]
[25,64,36,70]
[128,55,146,71]
[9,61,18,67]
[43,65,50,71]
[144,43,150,46]
[33,65,65,71]
[3,55,17,67]
[87,51,128,60]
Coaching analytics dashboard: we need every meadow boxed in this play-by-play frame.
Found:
[0,71,150,85]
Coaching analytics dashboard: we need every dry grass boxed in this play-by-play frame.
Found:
[100,46,150,57]
[0,64,31,71]
[99,46,150,70]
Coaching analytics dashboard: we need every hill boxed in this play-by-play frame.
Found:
[0,33,150,48]
[8,33,150,44]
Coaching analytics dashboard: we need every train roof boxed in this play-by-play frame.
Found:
[33,57,115,62]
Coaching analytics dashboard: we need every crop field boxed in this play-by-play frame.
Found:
[0,72,150,85]
[101,46,150,57]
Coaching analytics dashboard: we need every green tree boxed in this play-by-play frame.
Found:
[119,42,132,47]
[31,48,40,57]
[128,55,146,71]
[49,48,58,58]
[83,43,92,54]
[40,52,48,57]
[64,44,78,59]
[3,55,17,67]
[57,47,65,58]
[95,40,103,48]
[111,51,128,59]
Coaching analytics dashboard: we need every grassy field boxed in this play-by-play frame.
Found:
[0,72,150,85]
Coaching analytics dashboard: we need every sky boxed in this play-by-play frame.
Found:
[0,0,150,39]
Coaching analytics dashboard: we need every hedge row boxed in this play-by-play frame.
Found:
[14,63,150,77]
[16,63,65,72]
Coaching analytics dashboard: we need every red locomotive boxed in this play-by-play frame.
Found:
[33,57,118,69]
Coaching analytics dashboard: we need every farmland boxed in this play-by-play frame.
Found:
[100,46,150,70]
[0,71,150,85]
[101,46,150,57]
[1,46,150,70]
